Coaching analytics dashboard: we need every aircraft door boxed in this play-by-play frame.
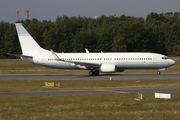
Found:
[153,55,157,64]
[41,57,45,64]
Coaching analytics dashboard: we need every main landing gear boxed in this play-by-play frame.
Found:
[89,70,99,76]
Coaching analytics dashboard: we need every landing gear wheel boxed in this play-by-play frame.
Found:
[157,71,161,75]
[94,70,99,76]
[89,71,94,76]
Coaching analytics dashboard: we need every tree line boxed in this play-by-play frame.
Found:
[0,12,180,59]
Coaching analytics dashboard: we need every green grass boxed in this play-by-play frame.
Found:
[0,58,180,120]
[0,59,76,74]
[0,57,179,74]
[0,79,180,92]
[0,93,180,120]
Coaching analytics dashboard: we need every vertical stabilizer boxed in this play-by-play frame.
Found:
[15,23,42,56]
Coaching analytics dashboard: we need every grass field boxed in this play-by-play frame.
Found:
[0,58,180,120]
[0,79,180,92]
[0,80,180,120]
[1,93,180,120]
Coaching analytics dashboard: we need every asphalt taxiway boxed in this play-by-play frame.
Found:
[0,74,180,96]
[0,87,180,97]
[0,73,180,80]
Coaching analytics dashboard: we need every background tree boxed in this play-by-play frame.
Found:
[1,12,180,59]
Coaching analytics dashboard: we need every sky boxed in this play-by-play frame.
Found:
[0,0,180,23]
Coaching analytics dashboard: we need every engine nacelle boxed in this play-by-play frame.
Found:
[100,63,117,73]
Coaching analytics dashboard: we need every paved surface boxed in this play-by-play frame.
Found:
[0,87,180,97]
[0,73,180,80]
[0,74,180,97]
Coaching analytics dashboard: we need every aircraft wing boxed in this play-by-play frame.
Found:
[50,49,100,69]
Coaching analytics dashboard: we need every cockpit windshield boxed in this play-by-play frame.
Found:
[162,56,168,59]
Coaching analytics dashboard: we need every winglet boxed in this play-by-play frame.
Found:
[85,48,89,53]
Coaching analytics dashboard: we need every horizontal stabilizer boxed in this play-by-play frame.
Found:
[7,53,33,58]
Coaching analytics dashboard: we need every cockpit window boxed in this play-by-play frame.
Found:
[162,56,168,59]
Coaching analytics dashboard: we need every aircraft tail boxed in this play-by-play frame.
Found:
[15,23,44,56]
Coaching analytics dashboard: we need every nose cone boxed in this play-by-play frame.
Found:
[169,59,175,66]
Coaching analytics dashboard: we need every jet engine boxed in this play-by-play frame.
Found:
[100,63,117,73]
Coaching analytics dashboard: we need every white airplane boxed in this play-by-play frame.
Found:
[8,23,175,76]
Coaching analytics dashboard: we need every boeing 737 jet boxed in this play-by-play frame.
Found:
[8,23,175,76]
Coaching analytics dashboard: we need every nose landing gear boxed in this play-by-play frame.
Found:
[157,68,165,75]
